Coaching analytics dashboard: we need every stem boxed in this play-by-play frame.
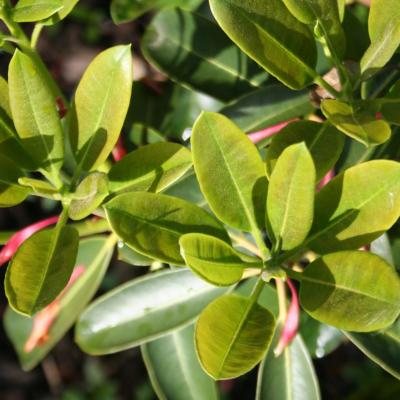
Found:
[314,76,342,99]
[229,232,262,258]
[276,279,287,324]
[248,277,265,307]
[73,218,110,237]
[31,23,44,49]
[369,69,400,99]
[251,228,270,261]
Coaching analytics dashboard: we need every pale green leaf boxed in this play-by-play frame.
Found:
[300,251,400,332]
[12,0,63,22]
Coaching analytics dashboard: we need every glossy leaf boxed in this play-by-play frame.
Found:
[75,269,227,354]
[321,99,391,146]
[3,236,115,371]
[345,318,400,380]
[142,324,219,400]
[196,294,276,379]
[165,173,205,207]
[8,50,64,178]
[110,0,202,23]
[142,9,267,102]
[381,81,400,125]
[0,155,29,207]
[108,143,192,194]
[256,335,320,400]
[361,0,400,77]
[70,46,133,171]
[370,233,394,266]
[180,233,262,286]
[69,172,109,221]
[192,112,267,233]
[42,0,80,25]
[300,251,400,332]
[266,121,344,181]
[209,0,317,89]
[309,160,400,254]
[117,242,154,266]
[267,143,316,250]
[282,0,345,58]
[12,0,63,22]
[104,192,228,265]
[5,226,79,316]
[221,85,314,133]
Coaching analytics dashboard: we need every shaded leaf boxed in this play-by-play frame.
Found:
[142,324,219,400]
[209,0,317,89]
[5,226,79,316]
[104,192,228,265]
[266,121,344,181]
[42,0,80,25]
[196,293,276,379]
[381,80,400,125]
[300,251,400,332]
[75,269,227,354]
[108,143,192,194]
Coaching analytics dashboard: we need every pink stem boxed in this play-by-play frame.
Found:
[247,119,297,144]
[112,137,127,162]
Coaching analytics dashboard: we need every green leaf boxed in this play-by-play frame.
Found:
[117,242,154,266]
[321,99,391,146]
[267,143,316,251]
[70,46,133,171]
[69,172,109,221]
[195,293,276,379]
[256,335,320,400]
[110,0,202,24]
[266,121,344,181]
[345,318,400,380]
[0,75,11,117]
[180,233,262,286]
[18,177,58,199]
[165,172,205,207]
[75,269,227,354]
[370,233,394,266]
[104,192,228,265]
[308,160,400,254]
[142,9,268,102]
[361,0,400,77]
[282,0,345,58]
[108,143,192,194]
[381,80,400,125]
[142,324,219,400]
[42,0,80,25]
[8,50,64,179]
[221,85,314,133]
[209,0,317,90]
[300,251,400,332]
[0,155,29,207]
[3,236,115,371]
[5,226,79,316]
[337,0,345,21]
[192,112,267,233]
[12,0,63,22]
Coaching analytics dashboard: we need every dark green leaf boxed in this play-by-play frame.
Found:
[75,269,227,354]
[381,80,400,125]
[209,0,317,89]
[142,9,268,102]
[108,143,192,194]
[142,324,219,400]
[5,226,79,316]
[300,251,400,331]
[104,191,228,265]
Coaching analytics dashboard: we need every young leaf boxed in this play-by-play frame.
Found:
[266,121,344,181]
[3,236,115,371]
[221,85,314,133]
[267,143,316,251]
[75,269,227,354]
[104,192,229,265]
[191,112,267,233]
[361,0,400,78]
[12,0,63,23]
[108,143,192,194]
[256,335,320,400]
[195,294,276,379]
[5,226,79,316]
[282,0,345,58]
[70,46,133,171]
[344,318,400,380]
[309,160,400,254]
[300,251,400,332]
[179,233,263,286]
[209,0,317,89]
[142,324,219,400]
[0,155,29,207]
[8,50,64,180]
[321,99,391,146]
[69,172,109,221]
[142,9,268,102]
